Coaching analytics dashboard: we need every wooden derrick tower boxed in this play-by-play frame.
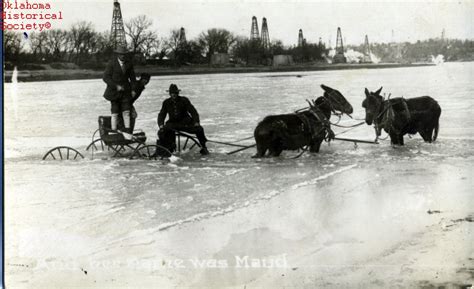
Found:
[261,17,270,50]
[179,27,187,44]
[250,16,260,40]
[111,0,127,49]
[333,27,346,63]
[361,35,373,63]
[298,29,304,47]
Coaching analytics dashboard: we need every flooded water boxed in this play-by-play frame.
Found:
[4,62,474,287]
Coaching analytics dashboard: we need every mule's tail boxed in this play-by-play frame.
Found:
[433,120,439,142]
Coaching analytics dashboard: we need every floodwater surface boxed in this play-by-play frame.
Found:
[4,62,474,288]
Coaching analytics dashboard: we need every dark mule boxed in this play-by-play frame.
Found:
[253,85,353,157]
[362,87,441,145]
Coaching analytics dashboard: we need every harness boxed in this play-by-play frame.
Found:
[272,93,343,157]
[374,98,411,138]
[296,104,333,142]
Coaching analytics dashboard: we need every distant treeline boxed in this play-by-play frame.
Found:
[3,15,326,70]
[3,15,473,70]
[349,38,474,63]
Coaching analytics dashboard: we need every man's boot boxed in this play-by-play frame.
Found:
[200,147,209,155]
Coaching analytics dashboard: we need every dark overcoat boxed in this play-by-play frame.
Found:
[103,58,136,101]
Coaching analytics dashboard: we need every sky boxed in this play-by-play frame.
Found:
[14,0,474,46]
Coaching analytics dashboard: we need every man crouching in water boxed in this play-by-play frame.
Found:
[156,84,209,156]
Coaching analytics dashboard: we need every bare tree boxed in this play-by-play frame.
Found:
[166,29,181,60]
[125,15,157,54]
[142,37,162,59]
[3,31,24,61]
[158,37,170,60]
[198,28,235,61]
[68,21,97,62]
[44,29,68,60]
[29,31,48,58]
[95,31,114,57]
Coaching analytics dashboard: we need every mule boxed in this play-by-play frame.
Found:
[362,87,441,145]
[253,85,353,157]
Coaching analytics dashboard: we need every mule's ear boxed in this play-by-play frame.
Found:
[375,86,383,95]
[364,88,370,96]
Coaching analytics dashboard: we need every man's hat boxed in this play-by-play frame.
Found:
[114,46,128,54]
[167,84,181,94]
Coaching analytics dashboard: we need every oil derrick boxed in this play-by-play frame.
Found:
[298,29,304,47]
[179,27,187,44]
[261,17,270,50]
[333,27,346,63]
[394,44,403,62]
[250,16,260,40]
[111,0,127,49]
[361,35,372,63]
[390,29,402,62]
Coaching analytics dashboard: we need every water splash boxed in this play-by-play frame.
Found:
[344,49,364,63]
[370,53,381,64]
[431,54,445,65]
[327,49,380,64]
[325,50,335,63]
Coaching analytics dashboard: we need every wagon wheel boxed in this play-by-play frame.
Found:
[130,144,172,160]
[111,144,141,157]
[86,138,106,152]
[176,133,202,152]
[43,146,84,160]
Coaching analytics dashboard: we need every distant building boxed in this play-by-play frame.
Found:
[211,53,229,65]
[273,55,294,67]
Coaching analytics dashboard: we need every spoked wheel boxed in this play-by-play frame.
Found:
[176,133,202,152]
[86,138,106,152]
[130,144,172,160]
[43,146,84,160]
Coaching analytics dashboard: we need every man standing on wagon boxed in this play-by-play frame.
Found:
[102,46,136,133]
[157,84,209,155]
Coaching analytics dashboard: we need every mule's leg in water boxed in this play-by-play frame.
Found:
[423,127,434,143]
[389,132,400,146]
[309,139,323,153]
[268,139,283,157]
[270,148,283,157]
[416,121,433,143]
[418,130,428,142]
[252,141,268,158]
[398,134,404,146]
